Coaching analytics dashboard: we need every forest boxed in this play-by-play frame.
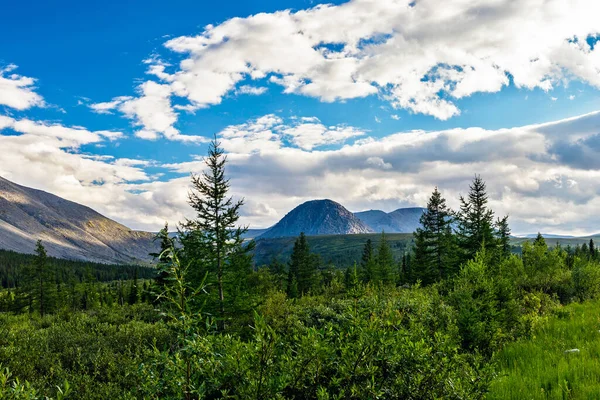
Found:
[2,139,600,399]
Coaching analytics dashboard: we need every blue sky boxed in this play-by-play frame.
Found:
[1,0,600,234]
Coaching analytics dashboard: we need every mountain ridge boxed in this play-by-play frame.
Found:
[258,199,373,239]
[0,176,157,264]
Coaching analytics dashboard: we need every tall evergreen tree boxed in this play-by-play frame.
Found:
[29,240,55,316]
[287,232,317,297]
[413,187,456,284]
[359,239,378,282]
[151,223,175,302]
[533,232,546,248]
[376,232,395,284]
[590,238,596,260]
[456,176,496,263]
[180,138,252,329]
[495,215,511,259]
[128,268,139,305]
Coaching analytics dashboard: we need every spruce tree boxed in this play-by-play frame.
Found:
[456,175,496,263]
[495,215,511,259]
[533,232,546,248]
[359,239,378,282]
[413,187,456,284]
[180,138,251,329]
[151,223,175,302]
[30,240,54,316]
[128,268,139,305]
[376,232,395,284]
[590,239,596,260]
[287,232,316,296]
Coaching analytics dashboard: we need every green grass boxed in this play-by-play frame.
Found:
[489,300,600,399]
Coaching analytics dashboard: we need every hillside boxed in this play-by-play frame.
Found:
[254,232,414,267]
[354,207,425,233]
[0,176,157,264]
[258,199,373,239]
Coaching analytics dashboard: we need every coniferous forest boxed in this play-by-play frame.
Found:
[3,140,600,399]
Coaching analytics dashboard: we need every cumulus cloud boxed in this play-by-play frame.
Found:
[236,85,268,96]
[0,64,45,110]
[161,110,600,235]
[0,116,180,230]
[91,82,208,143]
[208,114,366,152]
[108,0,600,123]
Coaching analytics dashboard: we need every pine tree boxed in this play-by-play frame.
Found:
[413,187,456,284]
[151,223,175,302]
[180,138,252,329]
[376,232,395,284]
[359,239,378,282]
[533,232,546,248]
[456,176,496,263]
[128,268,139,305]
[29,240,55,316]
[590,239,596,260]
[495,215,511,259]
[287,232,316,296]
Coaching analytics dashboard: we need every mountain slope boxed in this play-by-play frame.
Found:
[354,207,425,233]
[258,199,373,239]
[0,176,157,263]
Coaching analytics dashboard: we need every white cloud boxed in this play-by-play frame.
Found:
[0,64,45,110]
[161,110,600,235]
[206,114,366,153]
[106,0,600,123]
[91,82,208,143]
[237,85,268,96]
[391,114,401,120]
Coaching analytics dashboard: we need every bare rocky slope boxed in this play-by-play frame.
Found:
[354,207,425,233]
[0,176,157,264]
[258,199,373,239]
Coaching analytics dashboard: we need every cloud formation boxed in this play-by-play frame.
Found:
[159,110,600,235]
[95,0,600,131]
[0,64,45,110]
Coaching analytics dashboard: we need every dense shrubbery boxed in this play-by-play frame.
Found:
[0,304,171,399]
[3,140,600,399]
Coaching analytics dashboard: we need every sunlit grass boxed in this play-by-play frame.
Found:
[489,300,600,399]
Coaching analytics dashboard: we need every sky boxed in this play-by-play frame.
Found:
[1,0,600,236]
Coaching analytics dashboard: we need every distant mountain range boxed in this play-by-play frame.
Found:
[258,200,373,239]
[354,207,425,234]
[0,176,157,264]
[257,199,425,239]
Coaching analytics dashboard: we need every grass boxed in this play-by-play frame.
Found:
[489,300,600,399]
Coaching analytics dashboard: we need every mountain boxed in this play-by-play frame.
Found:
[520,233,576,239]
[0,176,157,264]
[258,199,373,239]
[354,207,425,233]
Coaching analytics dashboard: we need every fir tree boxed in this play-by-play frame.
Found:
[287,232,317,296]
[376,232,395,284]
[359,239,378,282]
[180,138,252,329]
[128,268,139,305]
[533,232,546,248]
[29,240,55,316]
[456,176,496,263]
[590,239,596,260]
[151,223,175,303]
[413,187,456,284]
[495,215,511,259]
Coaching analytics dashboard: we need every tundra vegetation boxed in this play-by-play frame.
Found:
[2,140,600,399]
